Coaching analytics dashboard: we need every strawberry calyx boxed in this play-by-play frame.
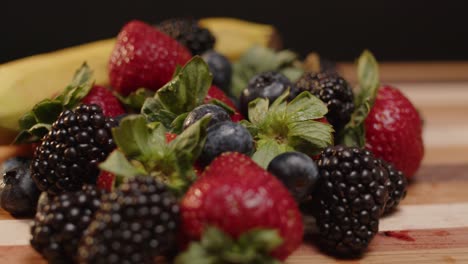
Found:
[116,88,155,112]
[99,114,210,196]
[338,50,380,147]
[240,89,333,168]
[175,227,283,264]
[14,63,95,144]
[141,56,214,133]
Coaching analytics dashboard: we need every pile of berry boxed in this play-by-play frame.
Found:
[0,19,424,263]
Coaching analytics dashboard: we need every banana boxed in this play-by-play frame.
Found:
[0,39,114,141]
[199,17,282,61]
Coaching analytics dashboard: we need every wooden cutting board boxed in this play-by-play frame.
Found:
[1,66,468,263]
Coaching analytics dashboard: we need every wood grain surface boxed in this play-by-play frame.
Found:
[1,64,468,263]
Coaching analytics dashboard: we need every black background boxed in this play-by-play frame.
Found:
[2,0,468,63]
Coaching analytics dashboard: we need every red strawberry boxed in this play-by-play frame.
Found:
[96,171,115,192]
[165,132,178,143]
[365,85,424,178]
[109,20,192,95]
[82,85,126,117]
[204,85,244,122]
[180,152,303,260]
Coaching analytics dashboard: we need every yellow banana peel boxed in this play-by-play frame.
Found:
[200,17,281,60]
[0,39,114,142]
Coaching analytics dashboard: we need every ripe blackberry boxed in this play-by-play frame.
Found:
[157,18,215,55]
[294,72,354,133]
[380,161,407,214]
[30,185,103,263]
[311,146,390,257]
[78,176,179,264]
[31,104,117,195]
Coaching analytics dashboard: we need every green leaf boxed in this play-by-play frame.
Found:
[170,115,210,163]
[269,89,290,112]
[99,150,145,182]
[32,99,64,124]
[356,50,380,108]
[239,120,259,138]
[170,113,189,134]
[209,99,235,115]
[118,88,155,111]
[288,121,334,155]
[18,112,38,130]
[341,123,366,147]
[286,91,328,122]
[112,115,156,159]
[14,63,95,144]
[238,229,283,253]
[28,123,52,135]
[175,226,282,264]
[252,138,293,168]
[340,50,380,147]
[61,63,94,108]
[200,227,234,250]
[169,115,210,192]
[13,131,35,144]
[231,46,304,98]
[141,97,177,129]
[248,98,269,125]
[155,56,212,115]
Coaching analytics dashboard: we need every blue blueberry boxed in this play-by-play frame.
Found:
[1,157,41,217]
[202,50,232,92]
[267,152,319,202]
[239,71,293,118]
[200,121,254,165]
[183,104,230,130]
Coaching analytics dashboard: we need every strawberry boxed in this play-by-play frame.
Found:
[180,152,303,261]
[204,85,244,122]
[96,171,115,192]
[82,85,126,117]
[109,20,192,95]
[365,85,424,178]
[165,132,178,143]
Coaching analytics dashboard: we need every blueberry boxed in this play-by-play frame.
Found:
[202,50,232,92]
[183,104,230,130]
[200,121,254,166]
[267,152,319,202]
[240,71,293,118]
[1,157,41,217]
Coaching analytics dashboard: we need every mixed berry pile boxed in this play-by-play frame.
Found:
[0,19,424,263]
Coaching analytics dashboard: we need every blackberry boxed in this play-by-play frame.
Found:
[294,72,354,133]
[31,104,117,195]
[78,176,179,264]
[157,18,215,55]
[380,161,407,214]
[30,185,103,263]
[311,146,390,257]
[240,71,293,118]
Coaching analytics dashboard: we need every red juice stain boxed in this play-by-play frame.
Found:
[434,230,450,236]
[383,230,415,242]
